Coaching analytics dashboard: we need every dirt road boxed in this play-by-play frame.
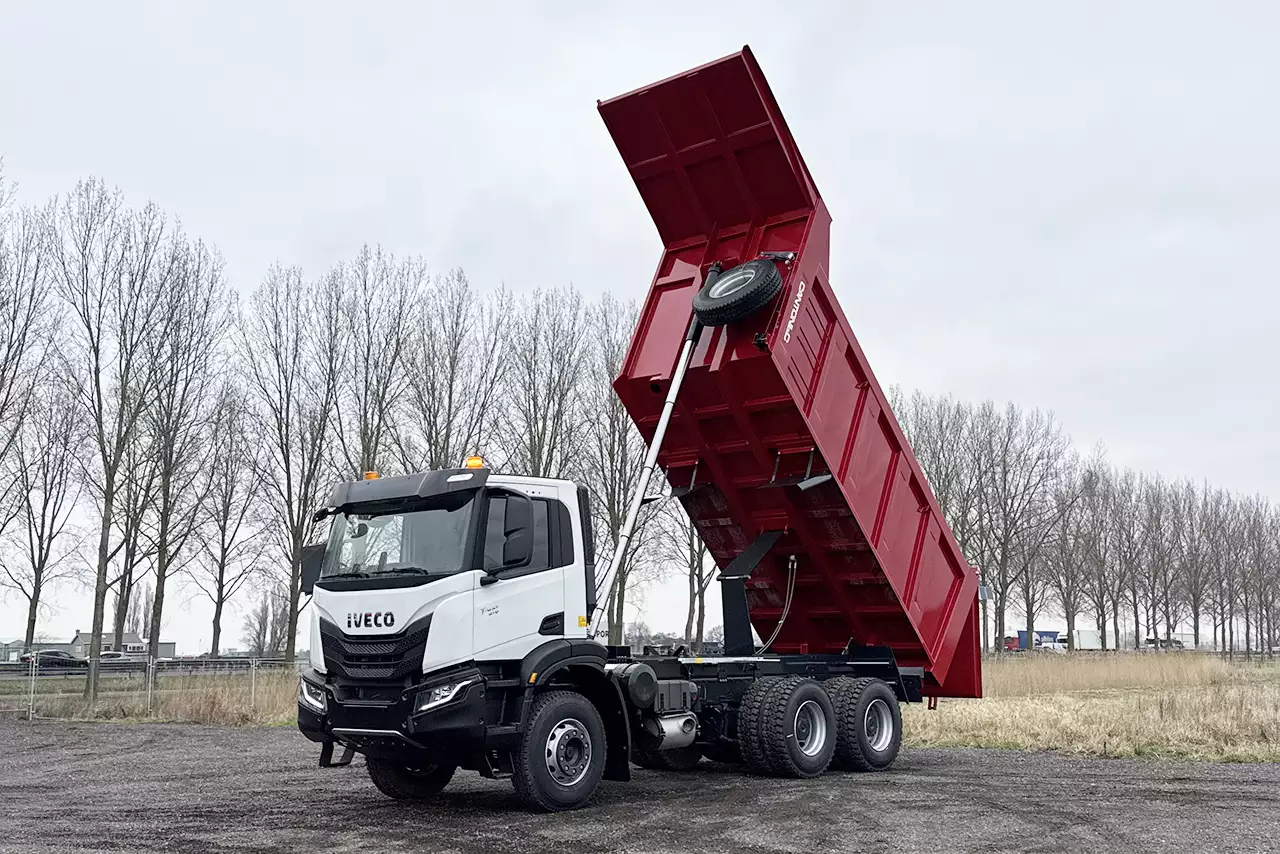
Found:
[2,718,1277,853]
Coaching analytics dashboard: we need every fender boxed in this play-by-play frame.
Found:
[516,639,631,782]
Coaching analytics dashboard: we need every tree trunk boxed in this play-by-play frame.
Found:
[1192,601,1201,649]
[85,486,116,702]
[1065,609,1076,652]
[684,567,696,649]
[210,596,224,657]
[23,591,39,651]
[1136,594,1146,647]
[147,488,173,663]
[1112,600,1121,655]
[981,597,990,654]
[1026,609,1034,654]
[695,587,706,653]
[285,539,302,661]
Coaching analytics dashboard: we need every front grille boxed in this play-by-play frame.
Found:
[319,615,431,680]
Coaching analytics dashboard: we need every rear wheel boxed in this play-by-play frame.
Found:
[735,676,780,775]
[758,676,837,778]
[828,677,902,771]
[365,758,455,800]
[513,690,607,812]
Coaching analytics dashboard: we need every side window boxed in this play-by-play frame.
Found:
[482,494,552,573]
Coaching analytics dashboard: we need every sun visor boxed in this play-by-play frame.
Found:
[598,46,821,249]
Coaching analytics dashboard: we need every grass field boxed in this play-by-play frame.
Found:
[905,653,1280,762]
[11,653,1279,761]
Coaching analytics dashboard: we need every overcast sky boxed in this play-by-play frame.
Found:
[2,2,1277,651]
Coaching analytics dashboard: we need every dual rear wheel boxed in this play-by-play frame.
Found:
[736,675,901,778]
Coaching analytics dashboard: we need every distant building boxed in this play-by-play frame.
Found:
[68,630,176,660]
[0,638,76,661]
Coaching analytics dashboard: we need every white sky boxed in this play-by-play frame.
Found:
[2,2,1277,652]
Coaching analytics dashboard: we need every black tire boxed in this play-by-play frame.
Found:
[829,677,902,772]
[735,676,779,775]
[758,676,836,778]
[365,757,456,800]
[512,690,608,812]
[691,259,784,327]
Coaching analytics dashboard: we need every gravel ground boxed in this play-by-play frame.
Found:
[3,717,1278,854]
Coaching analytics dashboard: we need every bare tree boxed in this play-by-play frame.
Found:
[243,581,290,657]
[394,269,510,471]
[500,285,588,477]
[1,378,84,651]
[144,237,228,663]
[1174,479,1212,648]
[973,402,1070,651]
[127,580,153,637]
[48,179,179,699]
[239,264,341,660]
[0,168,52,480]
[190,381,263,656]
[1080,464,1118,649]
[657,501,715,652]
[108,431,160,650]
[329,246,421,479]
[1111,469,1147,649]
[577,293,659,643]
[1045,459,1097,651]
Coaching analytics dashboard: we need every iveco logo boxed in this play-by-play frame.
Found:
[783,280,806,343]
[348,611,395,629]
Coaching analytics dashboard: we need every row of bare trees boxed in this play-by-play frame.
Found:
[0,172,679,696]
[893,389,1279,655]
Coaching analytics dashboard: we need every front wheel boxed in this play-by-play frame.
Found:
[513,690,608,812]
[366,758,456,800]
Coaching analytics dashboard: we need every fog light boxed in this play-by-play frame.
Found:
[416,678,476,713]
[299,678,327,713]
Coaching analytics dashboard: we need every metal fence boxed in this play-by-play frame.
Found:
[0,656,304,722]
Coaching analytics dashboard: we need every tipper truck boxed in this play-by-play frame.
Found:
[295,46,982,812]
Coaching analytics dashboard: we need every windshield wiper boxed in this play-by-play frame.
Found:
[323,571,373,580]
[384,567,454,578]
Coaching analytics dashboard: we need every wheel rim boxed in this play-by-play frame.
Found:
[864,698,894,752]
[545,718,592,787]
[794,699,828,757]
[708,268,754,299]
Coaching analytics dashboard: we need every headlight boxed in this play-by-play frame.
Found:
[298,677,328,712]
[415,678,476,713]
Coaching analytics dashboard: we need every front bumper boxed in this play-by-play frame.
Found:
[297,666,487,762]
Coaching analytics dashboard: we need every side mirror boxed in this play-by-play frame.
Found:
[300,544,325,595]
[501,494,533,568]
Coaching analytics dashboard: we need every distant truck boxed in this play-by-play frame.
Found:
[294,46,981,812]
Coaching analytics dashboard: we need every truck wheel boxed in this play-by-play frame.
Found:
[759,676,837,778]
[691,259,784,327]
[365,758,456,800]
[829,677,902,771]
[513,690,607,812]
[735,676,779,775]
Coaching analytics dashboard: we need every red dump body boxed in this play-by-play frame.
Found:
[599,47,981,698]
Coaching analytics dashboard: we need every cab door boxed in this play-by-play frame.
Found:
[471,488,568,661]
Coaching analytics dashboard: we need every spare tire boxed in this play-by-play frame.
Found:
[691,259,784,327]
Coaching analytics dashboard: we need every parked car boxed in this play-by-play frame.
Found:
[1036,637,1068,653]
[19,650,89,670]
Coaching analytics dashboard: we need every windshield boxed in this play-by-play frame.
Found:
[321,496,475,579]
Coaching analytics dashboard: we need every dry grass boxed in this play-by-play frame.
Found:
[906,653,1280,762]
[27,671,299,727]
